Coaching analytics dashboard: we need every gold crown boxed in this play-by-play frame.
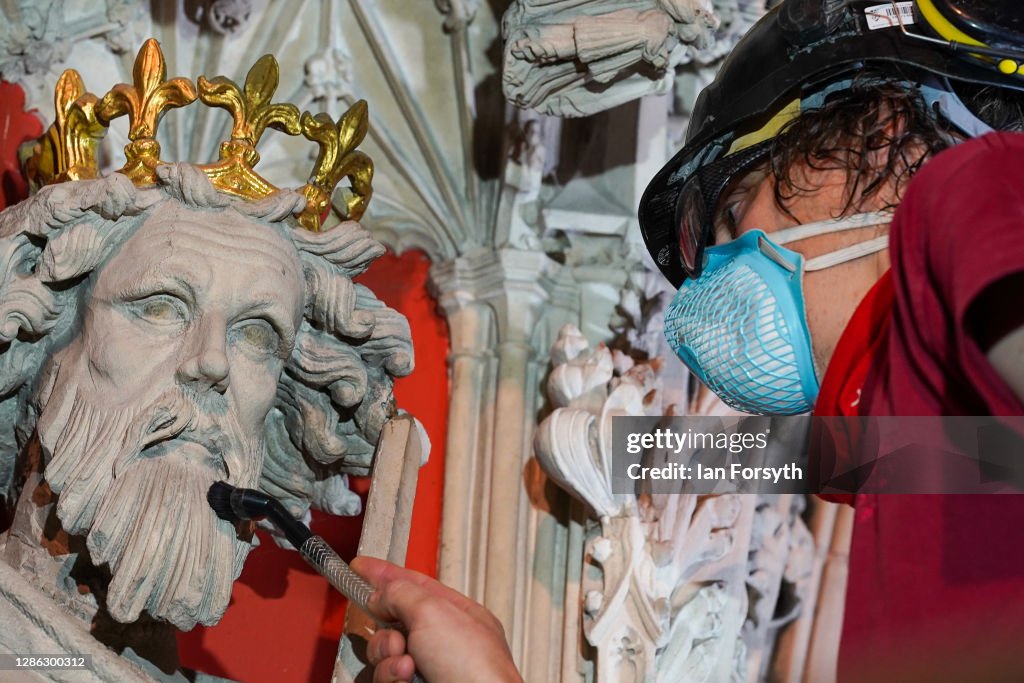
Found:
[24,38,372,231]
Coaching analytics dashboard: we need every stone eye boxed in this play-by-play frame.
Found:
[237,320,280,354]
[134,296,185,323]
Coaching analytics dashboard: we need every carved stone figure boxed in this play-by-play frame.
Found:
[503,0,719,116]
[0,40,411,680]
[500,115,548,249]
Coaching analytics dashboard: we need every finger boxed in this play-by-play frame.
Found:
[351,556,421,589]
[365,577,433,625]
[372,654,416,683]
[366,629,406,666]
[353,557,501,627]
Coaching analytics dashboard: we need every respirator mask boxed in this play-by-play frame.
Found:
[664,212,891,415]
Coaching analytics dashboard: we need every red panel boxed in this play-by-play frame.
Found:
[0,80,42,210]
[178,250,450,682]
[358,250,449,580]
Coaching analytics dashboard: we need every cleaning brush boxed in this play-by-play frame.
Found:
[207,481,425,681]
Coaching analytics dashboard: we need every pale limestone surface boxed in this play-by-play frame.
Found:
[0,165,413,680]
[500,0,774,117]
[334,415,428,682]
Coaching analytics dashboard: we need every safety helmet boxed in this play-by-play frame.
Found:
[639,0,1024,288]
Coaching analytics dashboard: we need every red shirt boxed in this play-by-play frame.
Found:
[816,133,1024,681]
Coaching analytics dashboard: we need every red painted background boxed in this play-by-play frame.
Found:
[0,81,450,683]
[0,81,40,204]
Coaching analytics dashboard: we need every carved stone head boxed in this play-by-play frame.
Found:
[0,157,413,633]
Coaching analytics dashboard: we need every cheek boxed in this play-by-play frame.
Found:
[227,355,284,432]
[78,305,183,396]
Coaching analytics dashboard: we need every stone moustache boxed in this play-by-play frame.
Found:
[0,38,413,669]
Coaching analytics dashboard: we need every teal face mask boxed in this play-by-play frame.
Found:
[663,212,891,415]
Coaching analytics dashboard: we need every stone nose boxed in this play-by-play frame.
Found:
[176,314,230,394]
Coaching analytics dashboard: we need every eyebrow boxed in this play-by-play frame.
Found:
[114,273,198,305]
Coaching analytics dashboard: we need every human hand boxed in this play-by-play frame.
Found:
[351,556,523,683]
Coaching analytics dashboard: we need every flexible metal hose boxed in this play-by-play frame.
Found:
[300,535,427,683]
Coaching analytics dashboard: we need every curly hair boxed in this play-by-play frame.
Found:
[765,72,1024,219]
[768,76,957,218]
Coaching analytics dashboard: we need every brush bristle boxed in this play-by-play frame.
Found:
[207,481,239,522]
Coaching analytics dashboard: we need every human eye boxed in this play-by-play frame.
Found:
[722,199,742,231]
[128,294,187,325]
[712,194,744,245]
[711,164,766,244]
[233,319,282,356]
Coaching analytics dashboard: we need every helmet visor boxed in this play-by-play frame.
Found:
[673,140,774,280]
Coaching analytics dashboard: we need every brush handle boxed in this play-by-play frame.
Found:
[299,535,427,683]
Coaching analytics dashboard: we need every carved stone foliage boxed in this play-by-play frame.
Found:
[610,268,675,358]
[536,325,817,682]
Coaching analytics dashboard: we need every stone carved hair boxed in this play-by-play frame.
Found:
[0,163,413,522]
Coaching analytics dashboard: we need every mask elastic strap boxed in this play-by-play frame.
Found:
[770,211,893,246]
[805,236,890,271]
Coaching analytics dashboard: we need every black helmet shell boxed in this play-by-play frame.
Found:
[639,0,1024,288]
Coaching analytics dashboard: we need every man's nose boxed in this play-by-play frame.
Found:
[176,315,230,394]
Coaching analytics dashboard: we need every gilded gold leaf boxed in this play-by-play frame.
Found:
[96,84,138,129]
[298,100,374,228]
[243,54,279,110]
[199,54,299,159]
[28,38,375,218]
[158,77,198,106]
[335,100,369,156]
[54,70,86,125]
[134,39,166,101]
[252,102,301,137]
[198,75,247,135]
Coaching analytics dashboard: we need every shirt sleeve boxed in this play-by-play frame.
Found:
[888,132,1024,413]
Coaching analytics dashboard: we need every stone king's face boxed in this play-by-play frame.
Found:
[82,200,303,438]
[34,199,305,630]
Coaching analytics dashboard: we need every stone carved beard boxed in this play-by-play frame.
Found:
[36,381,263,631]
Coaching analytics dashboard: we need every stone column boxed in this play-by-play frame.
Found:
[429,247,580,676]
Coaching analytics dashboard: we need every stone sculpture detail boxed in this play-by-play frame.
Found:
[0,38,412,677]
[536,325,816,682]
[503,0,720,116]
[502,0,771,117]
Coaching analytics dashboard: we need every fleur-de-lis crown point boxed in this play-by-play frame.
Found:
[26,39,373,231]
